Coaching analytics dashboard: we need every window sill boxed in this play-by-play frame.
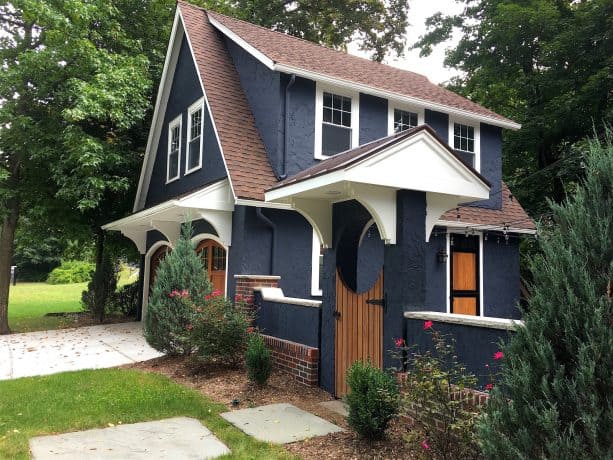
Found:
[403,311,523,331]
[165,176,180,185]
[185,164,202,176]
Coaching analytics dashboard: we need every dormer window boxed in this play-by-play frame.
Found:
[186,100,203,174]
[166,115,181,183]
[449,119,480,170]
[393,109,418,132]
[314,84,359,159]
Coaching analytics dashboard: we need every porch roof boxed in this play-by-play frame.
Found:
[265,126,492,247]
[103,179,234,253]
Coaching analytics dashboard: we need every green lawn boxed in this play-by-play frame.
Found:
[0,369,292,459]
[8,282,87,333]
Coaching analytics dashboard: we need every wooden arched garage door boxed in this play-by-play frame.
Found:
[196,239,227,294]
[149,245,170,291]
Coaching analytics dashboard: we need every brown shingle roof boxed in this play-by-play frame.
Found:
[441,183,535,231]
[179,1,277,200]
[206,10,516,127]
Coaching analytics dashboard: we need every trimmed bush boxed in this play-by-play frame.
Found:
[47,260,94,284]
[345,360,399,440]
[109,281,139,317]
[145,221,212,355]
[245,333,272,385]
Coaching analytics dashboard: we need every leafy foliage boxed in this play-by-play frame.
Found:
[46,261,95,285]
[81,251,117,323]
[108,281,140,318]
[397,326,481,459]
[245,332,272,386]
[145,222,211,355]
[478,132,613,458]
[345,360,399,440]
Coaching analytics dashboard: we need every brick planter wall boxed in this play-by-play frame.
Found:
[234,275,280,315]
[261,334,319,386]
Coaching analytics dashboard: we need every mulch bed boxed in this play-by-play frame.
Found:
[128,356,419,459]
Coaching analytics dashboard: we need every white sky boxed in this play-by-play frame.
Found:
[348,0,463,84]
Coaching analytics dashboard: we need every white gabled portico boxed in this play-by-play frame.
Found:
[265,127,490,247]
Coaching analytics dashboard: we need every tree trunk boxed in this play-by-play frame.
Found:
[0,197,20,335]
[94,228,105,324]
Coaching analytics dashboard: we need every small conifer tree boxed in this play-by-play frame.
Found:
[145,221,211,355]
[478,132,613,458]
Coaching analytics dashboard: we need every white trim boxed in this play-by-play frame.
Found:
[314,82,360,160]
[255,287,322,308]
[449,118,481,172]
[358,218,375,246]
[403,311,524,331]
[185,98,204,175]
[142,240,173,322]
[234,199,293,210]
[191,233,229,297]
[479,232,484,317]
[446,232,451,314]
[166,115,182,183]
[437,220,537,235]
[446,229,484,317]
[275,63,521,131]
[234,274,281,280]
[387,104,424,136]
[311,229,323,296]
[208,16,276,70]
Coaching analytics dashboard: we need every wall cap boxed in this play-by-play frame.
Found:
[255,287,322,308]
[234,274,281,280]
[404,311,524,331]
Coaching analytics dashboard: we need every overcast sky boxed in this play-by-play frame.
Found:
[348,1,464,84]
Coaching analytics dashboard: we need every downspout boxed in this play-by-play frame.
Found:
[279,73,297,180]
[255,208,277,275]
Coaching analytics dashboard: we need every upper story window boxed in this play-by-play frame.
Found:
[387,104,423,136]
[314,84,359,159]
[449,119,480,170]
[186,100,204,174]
[166,115,181,183]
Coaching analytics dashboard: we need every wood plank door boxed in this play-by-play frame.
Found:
[451,250,478,315]
[335,269,384,397]
[196,239,227,294]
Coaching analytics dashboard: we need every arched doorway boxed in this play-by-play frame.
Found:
[196,239,227,294]
[149,245,170,291]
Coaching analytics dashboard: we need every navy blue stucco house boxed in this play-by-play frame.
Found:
[105,1,535,396]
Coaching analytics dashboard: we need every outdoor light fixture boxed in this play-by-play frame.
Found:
[437,250,448,264]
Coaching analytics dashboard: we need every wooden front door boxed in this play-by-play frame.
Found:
[196,239,227,294]
[149,245,170,291]
[451,236,479,315]
[335,269,384,396]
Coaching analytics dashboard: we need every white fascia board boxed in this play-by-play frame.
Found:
[274,63,521,131]
[235,199,293,210]
[104,200,180,231]
[180,9,237,203]
[134,9,183,212]
[437,220,537,235]
[265,170,347,202]
[208,16,276,70]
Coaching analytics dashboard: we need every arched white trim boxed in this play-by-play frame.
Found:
[142,240,172,323]
[191,233,229,297]
[358,218,376,247]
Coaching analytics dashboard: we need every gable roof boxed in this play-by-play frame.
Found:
[206,10,519,129]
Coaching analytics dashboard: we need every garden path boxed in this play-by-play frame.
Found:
[0,322,162,380]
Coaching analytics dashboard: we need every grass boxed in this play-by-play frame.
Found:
[0,368,293,459]
[8,282,86,333]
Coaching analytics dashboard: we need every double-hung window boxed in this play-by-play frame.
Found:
[450,120,480,170]
[393,109,418,132]
[315,85,359,159]
[387,105,423,136]
[186,100,203,174]
[166,115,181,183]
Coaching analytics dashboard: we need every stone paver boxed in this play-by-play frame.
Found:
[29,417,230,459]
[221,403,342,444]
[319,400,349,417]
[0,322,163,380]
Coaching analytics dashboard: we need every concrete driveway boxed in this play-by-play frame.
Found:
[0,322,163,381]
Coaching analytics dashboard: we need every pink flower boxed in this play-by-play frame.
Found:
[246,326,255,333]
[395,338,405,348]
[423,320,433,330]
[485,383,493,391]
[421,439,430,450]
[181,289,189,298]
[494,351,504,361]
[168,289,180,298]
[186,324,193,331]
[205,294,211,301]
[212,290,222,297]
[485,364,489,368]
[245,296,254,304]
[234,294,243,302]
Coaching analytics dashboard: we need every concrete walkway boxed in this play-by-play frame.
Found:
[0,322,163,380]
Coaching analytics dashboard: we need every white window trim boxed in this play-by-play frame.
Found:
[449,118,481,172]
[387,104,424,136]
[311,228,323,296]
[314,82,360,160]
[166,114,182,184]
[446,230,484,317]
[185,98,204,175]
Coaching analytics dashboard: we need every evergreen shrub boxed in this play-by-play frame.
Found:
[109,281,139,317]
[81,251,117,323]
[47,260,94,284]
[345,360,399,440]
[245,332,272,385]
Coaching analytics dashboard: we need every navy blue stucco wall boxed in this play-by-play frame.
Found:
[473,123,502,209]
[424,229,447,311]
[145,37,227,208]
[356,223,384,294]
[254,295,320,348]
[425,109,449,143]
[484,236,520,319]
[146,230,168,252]
[405,319,511,387]
[285,77,318,177]
[359,94,387,145]
[226,206,313,300]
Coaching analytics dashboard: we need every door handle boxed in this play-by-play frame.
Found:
[333,310,341,320]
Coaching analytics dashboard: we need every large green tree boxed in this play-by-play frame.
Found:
[415,0,612,214]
